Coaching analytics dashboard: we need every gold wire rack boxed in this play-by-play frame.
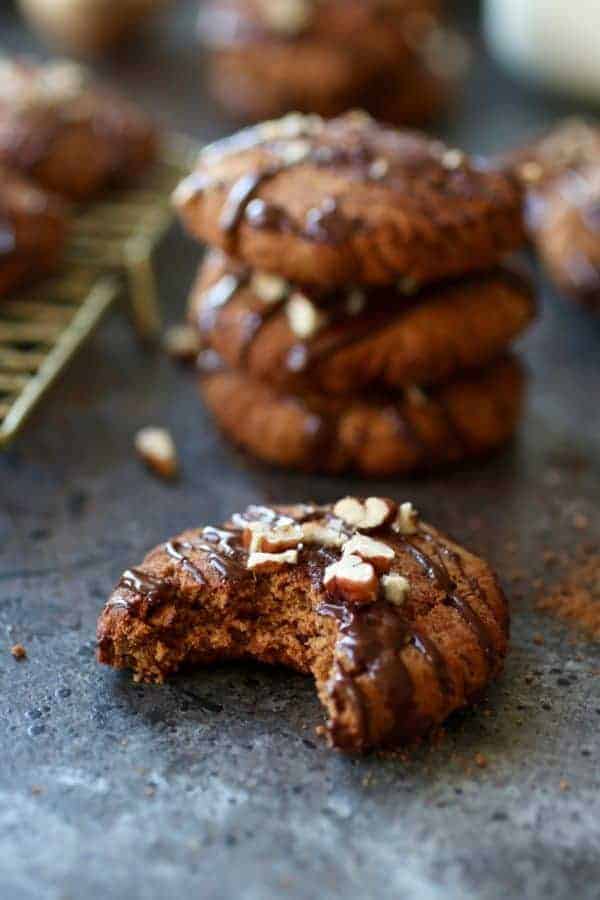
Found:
[0,133,199,449]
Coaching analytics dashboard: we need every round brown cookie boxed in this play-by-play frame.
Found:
[190,251,535,393]
[174,111,525,287]
[97,496,509,752]
[504,118,600,233]
[198,355,525,475]
[0,165,67,297]
[199,0,442,75]
[0,57,157,200]
[535,166,600,311]
[201,0,462,126]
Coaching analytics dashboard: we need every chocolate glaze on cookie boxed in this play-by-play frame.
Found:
[98,499,508,751]
[189,250,535,392]
[0,57,157,200]
[198,355,524,475]
[174,112,525,286]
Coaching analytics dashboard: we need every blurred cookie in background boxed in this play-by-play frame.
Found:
[0,165,67,297]
[198,0,468,125]
[17,0,172,55]
[508,119,600,312]
[0,57,157,200]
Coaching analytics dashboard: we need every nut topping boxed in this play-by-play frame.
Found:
[323,554,378,605]
[342,534,394,572]
[286,293,328,339]
[247,549,298,572]
[301,521,346,548]
[243,521,302,554]
[251,273,289,304]
[381,573,411,606]
[333,496,397,531]
[258,0,312,35]
[392,502,419,536]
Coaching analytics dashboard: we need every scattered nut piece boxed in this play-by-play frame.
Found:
[333,496,396,531]
[381,573,411,606]
[342,534,395,572]
[251,273,289,304]
[324,554,378,604]
[135,427,178,480]
[11,643,27,660]
[301,521,346,548]
[286,293,328,339]
[392,502,419,536]
[163,323,201,363]
[247,549,298,571]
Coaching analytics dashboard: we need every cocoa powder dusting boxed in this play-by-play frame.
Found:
[537,553,600,641]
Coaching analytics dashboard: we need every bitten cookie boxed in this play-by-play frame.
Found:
[0,165,67,297]
[0,57,157,200]
[199,355,525,475]
[174,111,525,287]
[97,497,509,751]
[190,251,535,393]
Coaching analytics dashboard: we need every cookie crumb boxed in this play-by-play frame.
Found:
[474,752,488,768]
[559,779,570,792]
[11,643,27,660]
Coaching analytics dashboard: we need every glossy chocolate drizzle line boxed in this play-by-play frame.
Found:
[403,534,497,666]
[111,568,177,614]
[166,528,248,582]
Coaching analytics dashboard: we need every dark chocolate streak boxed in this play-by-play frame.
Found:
[107,507,499,747]
[0,209,16,257]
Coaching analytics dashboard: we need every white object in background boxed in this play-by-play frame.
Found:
[484,0,600,102]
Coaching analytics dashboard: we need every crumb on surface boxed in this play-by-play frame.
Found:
[474,752,488,768]
[11,643,27,659]
[537,553,600,641]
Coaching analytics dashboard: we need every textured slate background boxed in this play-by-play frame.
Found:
[1,3,599,898]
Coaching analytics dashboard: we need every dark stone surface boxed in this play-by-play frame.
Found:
[1,3,599,898]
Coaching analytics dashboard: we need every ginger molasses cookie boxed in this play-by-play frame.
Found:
[190,251,535,393]
[198,355,525,475]
[0,165,67,297]
[0,57,157,200]
[174,112,525,287]
[534,166,600,311]
[97,496,509,751]
[200,0,462,125]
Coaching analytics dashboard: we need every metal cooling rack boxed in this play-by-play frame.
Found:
[0,133,199,449]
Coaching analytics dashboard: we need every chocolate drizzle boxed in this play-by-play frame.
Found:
[101,503,504,749]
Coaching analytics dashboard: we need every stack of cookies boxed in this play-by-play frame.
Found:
[174,111,534,476]
[198,0,467,126]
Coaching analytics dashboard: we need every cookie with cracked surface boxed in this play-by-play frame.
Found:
[0,165,67,297]
[0,57,157,200]
[189,251,535,393]
[97,497,509,751]
[198,355,525,475]
[174,111,525,287]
